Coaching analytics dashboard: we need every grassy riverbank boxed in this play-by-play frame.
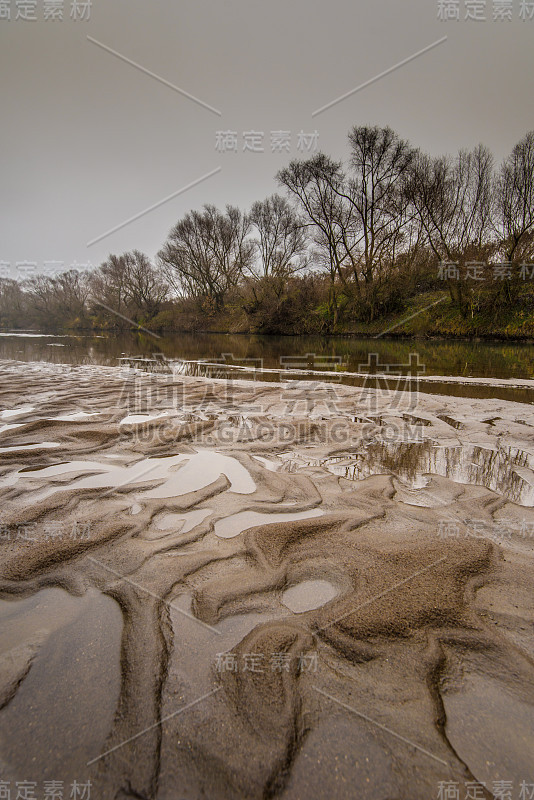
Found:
[144,288,534,341]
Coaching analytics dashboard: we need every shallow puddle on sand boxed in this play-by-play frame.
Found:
[143,451,256,498]
[143,508,213,538]
[252,455,280,471]
[119,412,170,425]
[316,441,534,506]
[281,714,398,800]
[169,592,275,680]
[282,579,338,613]
[214,508,324,539]
[10,450,257,500]
[50,412,99,422]
[0,406,35,420]
[0,587,123,784]
[442,672,534,784]
[162,593,285,721]
[158,594,288,797]
[163,592,294,712]
[0,423,24,435]
[0,442,61,453]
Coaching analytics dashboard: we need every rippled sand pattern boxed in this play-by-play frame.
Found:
[0,360,533,800]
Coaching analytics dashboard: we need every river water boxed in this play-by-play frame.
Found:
[0,330,533,403]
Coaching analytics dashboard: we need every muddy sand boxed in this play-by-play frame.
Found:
[0,359,533,800]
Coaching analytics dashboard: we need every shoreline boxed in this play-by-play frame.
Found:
[3,325,534,344]
[2,358,534,407]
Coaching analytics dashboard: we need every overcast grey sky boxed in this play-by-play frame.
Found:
[1,0,533,279]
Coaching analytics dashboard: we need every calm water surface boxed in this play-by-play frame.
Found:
[0,331,533,403]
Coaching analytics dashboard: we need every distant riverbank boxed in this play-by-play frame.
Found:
[137,290,534,342]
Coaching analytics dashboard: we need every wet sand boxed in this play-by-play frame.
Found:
[0,359,533,799]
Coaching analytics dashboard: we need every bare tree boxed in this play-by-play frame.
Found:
[278,131,419,322]
[123,250,168,319]
[91,251,168,323]
[407,144,495,308]
[277,154,352,326]
[90,253,131,319]
[495,131,534,264]
[408,145,494,260]
[158,205,254,309]
[346,126,418,287]
[0,279,26,329]
[249,194,309,280]
[25,270,91,328]
[337,125,420,320]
